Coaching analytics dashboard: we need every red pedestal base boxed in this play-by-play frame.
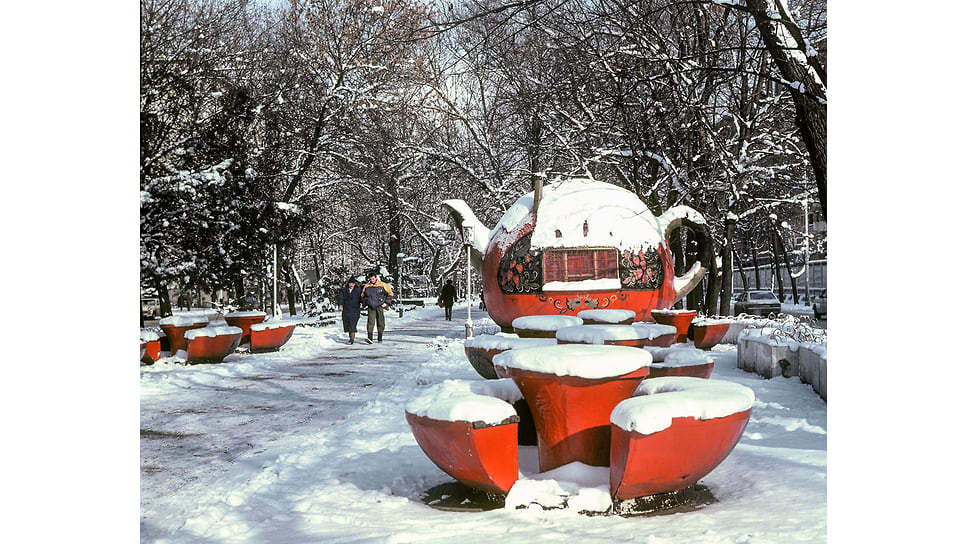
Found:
[503,366,650,471]
[186,332,242,363]
[405,413,519,494]
[250,324,296,352]
[610,409,751,499]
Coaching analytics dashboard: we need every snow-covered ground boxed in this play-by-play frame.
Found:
[138,303,826,543]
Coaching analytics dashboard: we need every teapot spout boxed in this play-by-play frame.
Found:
[441,199,490,272]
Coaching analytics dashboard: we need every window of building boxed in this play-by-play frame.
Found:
[543,248,619,283]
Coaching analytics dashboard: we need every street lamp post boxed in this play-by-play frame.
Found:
[802,199,811,305]
[462,225,474,339]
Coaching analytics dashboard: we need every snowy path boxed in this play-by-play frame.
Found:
[141,305,826,543]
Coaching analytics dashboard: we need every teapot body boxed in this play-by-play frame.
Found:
[477,180,707,332]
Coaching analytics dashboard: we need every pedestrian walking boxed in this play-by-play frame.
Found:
[437,279,457,321]
[338,277,364,344]
[361,271,394,343]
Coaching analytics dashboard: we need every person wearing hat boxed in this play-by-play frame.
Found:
[361,270,394,343]
[337,276,364,344]
[437,279,458,321]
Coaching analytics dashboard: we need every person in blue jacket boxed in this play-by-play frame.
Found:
[337,277,364,344]
[361,271,394,343]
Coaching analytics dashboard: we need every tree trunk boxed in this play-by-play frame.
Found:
[745,0,827,219]
[775,230,800,305]
[719,216,736,315]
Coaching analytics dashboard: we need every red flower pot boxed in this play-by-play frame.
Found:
[650,310,697,343]
[250,322,296,353]
[185,327,242,363]
[610,377,753,499]
[494,345,652,472]
[224,311,268,344]
[158,316,209,354]
[691,320,731,350]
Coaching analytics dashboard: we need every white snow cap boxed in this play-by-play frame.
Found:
[140,329,162,342]
[493,344,652,379]
[651,309,697,316]
[643,344,711,364]
[611,377,754,435]
[512,315,583,331]
[405,379,519,425]
[692,317,732,326]
[159,315,209,326]
[577,309,636,323]
[556,324,661,344]
[184,325,243,340]
[464,333,557,351]
[629,322,677,339]
[224,311,268,318]
[251,321,296,332]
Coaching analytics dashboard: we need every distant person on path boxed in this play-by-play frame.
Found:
[437,279,457,321]
[337,277,364,344]
[178,293,190,311]
[361,271,394,343]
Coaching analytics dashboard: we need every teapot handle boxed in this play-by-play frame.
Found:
[659,206,714,304]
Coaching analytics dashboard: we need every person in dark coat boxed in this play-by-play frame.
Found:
[361,271,394,343]
[338,277,364,344]
[437,279,458,321]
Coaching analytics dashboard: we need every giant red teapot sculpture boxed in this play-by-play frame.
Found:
[444,179,712,331]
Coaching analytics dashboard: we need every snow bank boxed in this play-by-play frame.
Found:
[493,344,652,379]
[611,377,755,435]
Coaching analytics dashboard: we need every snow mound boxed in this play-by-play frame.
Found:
[493,344,652,379]
[612,377,755,435]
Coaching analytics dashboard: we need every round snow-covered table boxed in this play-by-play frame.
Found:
[463,334,557,380]
[610,377,753,499]
[511,315,583,338]
[577,309,636,325]
[493,344,652,472]
[555,323,677,348]
[185,325,242,363]
[158,315,209,353]
[224,311,268,344]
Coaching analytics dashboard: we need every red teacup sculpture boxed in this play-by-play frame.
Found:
[690,318,731,350]
[158,315,209,354]
[577,309,636,326]
[406,379,523,494]
[464,334,557,380]
[650,309,697,343]
[643,347,715,379]
[512,315,583,338]
[224,311,268,344]
[609,377,753,499]
[185,326,242,363]
[249,321,297,352]
[493,344,652,472]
